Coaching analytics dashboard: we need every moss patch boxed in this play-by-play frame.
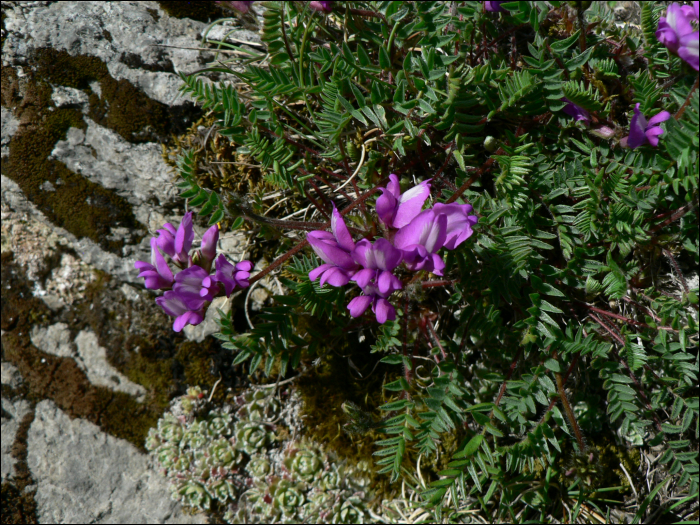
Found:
[0,406,38,525]
[0,252,158,450]
[30,48,196,142]
[1,47,201,254]
[157,1,229,23]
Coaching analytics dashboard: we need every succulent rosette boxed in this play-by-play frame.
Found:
[234,421,274,455]
[271,479,306,518]
[286,443,325,482]
[246,453,274,480]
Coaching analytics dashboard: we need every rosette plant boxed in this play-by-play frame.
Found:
[166,1,697,522]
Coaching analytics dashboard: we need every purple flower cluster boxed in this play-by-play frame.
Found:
[307,175,478,324]
[135,212,252,332]
[657,2,699,71]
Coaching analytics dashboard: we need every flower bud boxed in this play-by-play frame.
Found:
[484,135,499,152]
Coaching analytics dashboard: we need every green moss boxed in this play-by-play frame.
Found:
[157,1,229,22]
[31,47,188,143]
[293,342,402,500]
[2,48,201,254]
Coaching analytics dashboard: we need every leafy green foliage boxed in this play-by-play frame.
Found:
[177,1,699,522]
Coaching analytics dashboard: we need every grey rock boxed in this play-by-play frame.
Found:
[27,400,206,524]
[1,397,32,482]
[183,295,231,343]
[1,362,23,389]
[30,323,75,358]
[30,324,147,401]
[74,329,147,401]
[1,106,19,158]
[2,2,207,105]
[50,86,90,109]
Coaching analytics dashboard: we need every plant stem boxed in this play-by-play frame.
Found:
[552,350,586,452]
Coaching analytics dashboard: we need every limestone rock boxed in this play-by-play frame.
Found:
[27,400,206,524]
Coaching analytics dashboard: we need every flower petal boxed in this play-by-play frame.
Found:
[373,299,396,324]
[307,231,356,268]
[645,125,665,147]
[626,103,648,149]
[173,310,204,332]
[375,188,397,227]
[201,225,219,262]
[309,263,332,282]
[347,295,373,318]
[372,238,403,271]
[393,180,432,229]
[394,209,434,249]
[648,110,672,127]
[175,212,194,259]
[387,174,401,198]
[679,31,700,71]
[320,266,352,288]
[352,268,376,290]
[331,205,354,252]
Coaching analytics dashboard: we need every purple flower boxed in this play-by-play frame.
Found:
[215,255,253,296]
[307,205,360,287]
[156,291,205,332]
[134,238,175,290]
[173,266,216,310]
[484,1,506,12]
[218,1,254,13]
[656,2,699,71]
[351,238,403,295]
[393,203,478,275]
[562,98,591,123]
[620,103,672,149]
[156,212,194,268]
[431,203,479,250]
[309,1,333,12]
[347,284,397,324]
[679,30,699,71]
[394,210,447,275]
[376,174,432,229]
[200,224,219,263]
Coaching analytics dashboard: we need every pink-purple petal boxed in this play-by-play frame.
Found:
[376,188,397,227]
[387,174,401,198]
[309,263,332,282]
[648,110,672,127]
[679,31,699,71]
[626,104,648,149]
[645,126,665,147]
[331,205,355,252]
[201,225,219,262]
[236,260,254,272]
[393,180,432,229]
[352,268,375,290]
[175,212,194,258]
[347,295,373,318]
[373,299,396,324]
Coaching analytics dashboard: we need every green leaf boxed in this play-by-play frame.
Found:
[379,46,391,69]
[463,435,484,456]
[544,359,562,373]
[550,31,580,52]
